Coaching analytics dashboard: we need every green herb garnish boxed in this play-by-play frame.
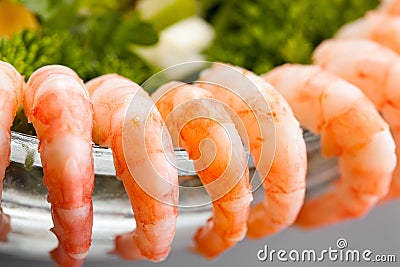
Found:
[2,0,158,82]
[204,0,380,74]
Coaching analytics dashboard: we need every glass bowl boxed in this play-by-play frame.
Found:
[0,130,338,260]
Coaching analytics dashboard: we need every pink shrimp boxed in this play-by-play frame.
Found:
[0,61,24,241]
[197,63,307,238]
[336,11,400,54]
[263,64,396,227]
[378,0,400,15]
[85,74,178,262]
[313,38,400,200]
[152,81,252,258]
[24,65,94,267]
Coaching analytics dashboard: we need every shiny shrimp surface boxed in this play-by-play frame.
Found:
[152,82,252,258]
[86,74,178,262]
[314,38,400,200]
[263,64,396,227]
[0,61,24,241]
[198,63,307,238]
[24,65,94,267]
[336,11,400,54]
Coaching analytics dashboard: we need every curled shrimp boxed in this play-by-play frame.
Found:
[0,61,24,241]
[24,65,94,266]
[314,38,400,200]
[197,63,307,238]
[263,64,396,227]
[85,74,178,262]
[152,81,252,258]
[335,11,400,54]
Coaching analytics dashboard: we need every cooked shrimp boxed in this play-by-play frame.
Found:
[85,74,178,262]
[197,63,307,238]
[24,65,94,266]
[314,38,400,200]
[336,11,400,54]
[0,61,24,241]
[152,81,252,258]
[379,0,400,15]
[263,64,396,227]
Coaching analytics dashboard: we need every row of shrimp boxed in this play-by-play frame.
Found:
[87,63,307,260]
[152,0,400,255]
[0,64,178,266]
[257,0,400,226]
[1,0,400,265]
[0,61,306,266]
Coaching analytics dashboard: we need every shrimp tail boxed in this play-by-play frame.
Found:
[112,215,176,262]
[193,189,252,258]
[50,203,93,261]
[110,181,177,262]
[193,218,235,258]
[112,232,146,261]
[111,198,176,262]
[50,244,85,267]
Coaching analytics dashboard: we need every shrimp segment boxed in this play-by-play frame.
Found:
[152,82,252,258]
[197,63,307,238]
[263,64,396,227]
[0,61,24,241]
[314,39,400,200]
[336,11,400,54]
[24,65,94,266]
[85,74,178,262]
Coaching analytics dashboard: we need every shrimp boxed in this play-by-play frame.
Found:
[197,63,307,238]
[313,38,400,200]
[378,0,400,15]
[0,61,24,241]
[263,64,396,227]
[24,65,94,267]
[335,11,400,54]
[152,81,252,258]
[85,74,178,262]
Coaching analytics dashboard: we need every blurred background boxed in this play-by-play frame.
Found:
[0,0,380,83]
